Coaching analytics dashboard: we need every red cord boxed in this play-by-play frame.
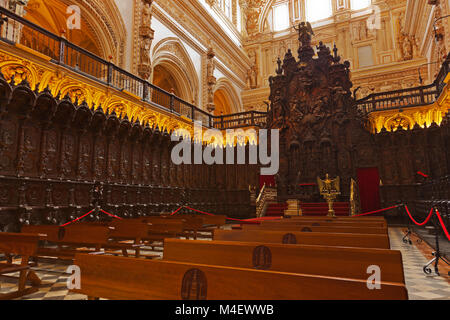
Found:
[404,205,434,226]
[351,205,402,217]
[435,209,450,241]
[184,206,260,224]
[169,207,183,216]
[100,209,123,220]
[60,209,95,227]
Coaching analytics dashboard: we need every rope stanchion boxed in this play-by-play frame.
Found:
[351,204,402,217]
[404,205,434,226]
[435,209,450,241]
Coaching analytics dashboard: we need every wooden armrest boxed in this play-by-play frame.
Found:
[0,263,30,274]
[88,252,106,255]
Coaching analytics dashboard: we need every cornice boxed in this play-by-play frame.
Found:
[351,57,428,80]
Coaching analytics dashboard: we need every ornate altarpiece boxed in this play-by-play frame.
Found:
[267,23,385,201]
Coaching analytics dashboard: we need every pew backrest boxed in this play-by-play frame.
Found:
[243,224,387,234]
[263,220,387,228]
[73,253,408,300]
[213,230,390,249]
[21,225,62,242]
[163,239,405,283]
[0,233,40,257]
[21,224,111,246]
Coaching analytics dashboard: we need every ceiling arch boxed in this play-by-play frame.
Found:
[24,0,127,66]
[152,37,199,106]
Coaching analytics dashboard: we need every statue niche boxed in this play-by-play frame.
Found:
[268,22,372,202]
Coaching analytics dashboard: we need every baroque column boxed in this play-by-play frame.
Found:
[206,48,217,113]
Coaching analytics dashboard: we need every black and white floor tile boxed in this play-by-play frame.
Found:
[389,228,450,300]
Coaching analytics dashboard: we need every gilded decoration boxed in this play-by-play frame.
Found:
[0,46,194,135]
[0,44,258,145]
[367,82,450,133]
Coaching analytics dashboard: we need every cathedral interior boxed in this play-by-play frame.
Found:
[0,0,449,304]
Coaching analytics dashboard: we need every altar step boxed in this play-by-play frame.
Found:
[265,203,288,217]
[264,202,350,217]
[301,202,350,216]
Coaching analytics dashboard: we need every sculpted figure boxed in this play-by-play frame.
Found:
[140,37,152,65]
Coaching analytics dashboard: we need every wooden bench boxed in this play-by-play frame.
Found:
[242,223,387,234]
[105,221,159,259]
[21,225,138,260]
[72,253,408,300]
[161,215,205,239]
[163,239,405,283]
[263,219,387,228]
[162,214,226,238]
[0,233,42,300]
[290,216,386,220]
[213,230,390,249]
[116,217,186,251]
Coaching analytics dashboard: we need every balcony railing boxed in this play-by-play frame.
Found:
[212,110,267,130]
[0,7,215,128]
[2,7,449,131]
[355,53,450,114]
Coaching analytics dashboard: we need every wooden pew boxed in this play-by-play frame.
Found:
[214,230,390,249]
[181,214,227,238]
[21,225,113,260]
[163,214,227,238]
[242,223,387,234]
[161,215,205,239]
[118,217,186,251]
[105,221,158,259]
[143,218,185,250]
[263,219,387,228]
[72,253,408,300]
[163,239,405,283]
[0,233,42,300]
[290,216,386,220]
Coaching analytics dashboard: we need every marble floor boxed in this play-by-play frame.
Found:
[0,228,449,300]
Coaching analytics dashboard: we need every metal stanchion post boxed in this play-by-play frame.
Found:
[423,208,450,276]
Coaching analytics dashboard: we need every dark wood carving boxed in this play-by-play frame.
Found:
[0,73,258,231]
[267,23,450,207]
[181,268,207,300]
[252,245,272,270]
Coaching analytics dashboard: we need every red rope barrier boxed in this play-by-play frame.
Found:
[351,205,402,217]
[60,209,95,227]
[404,205,434,226]
[184,206,215,216]
[169,207,183,216]
[100,209,123,220]
[435,209,450,241]
[183,206,260,224]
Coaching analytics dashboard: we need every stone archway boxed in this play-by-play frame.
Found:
[214,78,242,115]
[23,0,127,66]
[152,38,199,105]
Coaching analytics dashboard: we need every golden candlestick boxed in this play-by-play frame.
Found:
[317,174,341,217]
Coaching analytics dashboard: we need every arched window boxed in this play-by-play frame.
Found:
[273,2,290,31]
[351,0,371,10]
[305,0,332,22]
